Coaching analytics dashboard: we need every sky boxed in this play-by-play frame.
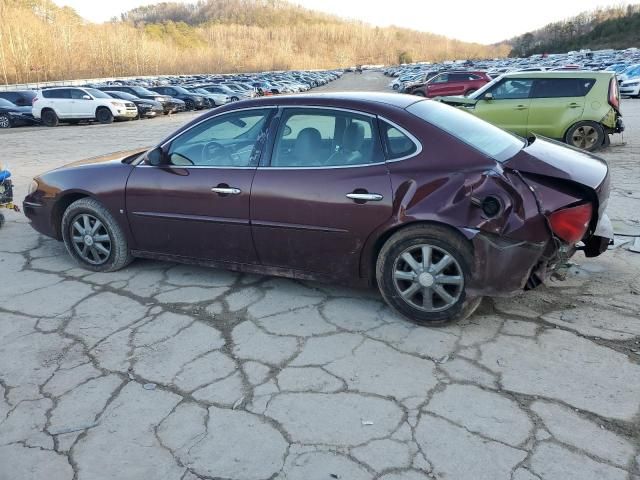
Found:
[52,0,633,44]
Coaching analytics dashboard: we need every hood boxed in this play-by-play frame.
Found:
[505,136,608,190]
[59,147,149,169]
[434,96,477,106]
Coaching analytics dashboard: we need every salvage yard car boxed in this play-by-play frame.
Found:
[23,93,613,325]
[407,71,491,98]
[436,71,624,151]
[0,98,38,128]
[32,87,138,126]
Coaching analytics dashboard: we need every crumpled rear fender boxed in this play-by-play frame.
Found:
[360,166,555,293]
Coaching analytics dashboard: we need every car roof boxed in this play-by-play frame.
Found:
[502,71,614,79]
[234,92,422,110]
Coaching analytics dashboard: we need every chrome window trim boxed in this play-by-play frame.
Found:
[275,105,376,118]
[378,116,423,163]
[257,162,384,171]
[135,106,277,169]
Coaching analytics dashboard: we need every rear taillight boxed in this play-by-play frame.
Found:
[547,203,593,244]
[609,78,620,111]
[32,96,38,105]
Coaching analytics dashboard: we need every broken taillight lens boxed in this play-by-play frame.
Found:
[609,78,620,112]
[547,203,593,244]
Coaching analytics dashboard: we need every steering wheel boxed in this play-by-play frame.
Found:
[201,141,232,166]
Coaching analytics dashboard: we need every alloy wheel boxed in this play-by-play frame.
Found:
[392,244,464,312]
[0,114,10,128]
[571,125,599,149]
[70,213,112,265]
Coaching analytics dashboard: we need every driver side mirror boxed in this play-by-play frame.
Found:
[146,146,167,166]
[483,92,494,101]
[82,95,92,100]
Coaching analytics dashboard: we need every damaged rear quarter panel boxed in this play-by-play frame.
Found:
[360,121,555,294]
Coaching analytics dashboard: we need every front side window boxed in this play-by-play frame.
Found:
[168,109,272,167]
[430,74,449,84]
[490,79,534,99]
[380,121,418,160]
[271,109,381,167]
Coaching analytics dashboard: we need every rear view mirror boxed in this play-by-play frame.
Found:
[283,125,292,137]
[146,147,166,166]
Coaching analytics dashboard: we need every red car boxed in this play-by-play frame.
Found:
[407,71,491,98]
[23,93,612,325]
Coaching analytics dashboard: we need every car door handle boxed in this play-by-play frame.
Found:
[346,192,383,202]
[211,187,241,195]
[568,103,581,108]
[514,105,528,110]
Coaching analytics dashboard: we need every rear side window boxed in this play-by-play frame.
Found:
[407,100,524,162]
[380,121,418,160]
[0,92,18,103]
[532,78,596,98]
[42,89,71,99]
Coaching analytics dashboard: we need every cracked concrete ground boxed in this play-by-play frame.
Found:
[1,73,639,480]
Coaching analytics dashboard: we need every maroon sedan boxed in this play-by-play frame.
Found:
[23,93,613,325]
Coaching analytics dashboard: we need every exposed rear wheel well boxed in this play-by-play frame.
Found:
[51,193,89,240]
[369,221,473,283]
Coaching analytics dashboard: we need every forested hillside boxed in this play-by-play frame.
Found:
[0,0,509,84]
[509,4,640,57]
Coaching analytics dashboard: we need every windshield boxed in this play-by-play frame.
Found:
[468,76,502,99]
[171,86,192,95]
[407,100,525,162]
[131,87,157,96]
[85,88,111,99]
[107,91,137,100]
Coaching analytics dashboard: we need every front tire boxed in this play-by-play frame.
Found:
[565,121,604,152]
[412,91,426,97]
[0,113,11,128]
[184,99,195,111]
[376,224,480,326]
[465,89,477,97]
[96,107,114,124]
[61,198,133,272]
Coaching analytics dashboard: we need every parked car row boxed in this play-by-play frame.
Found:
[386,47,640,99]
[0,70,342,128]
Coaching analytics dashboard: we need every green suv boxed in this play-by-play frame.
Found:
[436,71,624,151]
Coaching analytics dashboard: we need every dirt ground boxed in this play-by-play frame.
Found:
[0,73,639,480]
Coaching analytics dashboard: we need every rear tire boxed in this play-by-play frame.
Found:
[412,91,426,97]
[41,109,59,127]
[96,107,114,124]
[465,89,477,97]
[565,121,605,152]
[376,224,481,326]
[61,198,133,272]
[184,99,195,111]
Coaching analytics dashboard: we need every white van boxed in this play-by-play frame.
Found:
[32,87,137,126]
